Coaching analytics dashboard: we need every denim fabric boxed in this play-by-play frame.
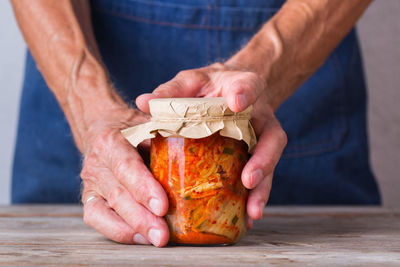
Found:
[12,0,380,204]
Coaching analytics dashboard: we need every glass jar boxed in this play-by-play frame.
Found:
[150,132,248,245]
[121,97,257,245]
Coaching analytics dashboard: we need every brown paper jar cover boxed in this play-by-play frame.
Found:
[121,97,257,152]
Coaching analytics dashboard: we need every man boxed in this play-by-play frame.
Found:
[11,0,380,247]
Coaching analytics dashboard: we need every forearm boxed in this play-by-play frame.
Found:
[11,0,141,153]
[227,0,371,110]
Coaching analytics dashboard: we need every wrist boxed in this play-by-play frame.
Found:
[61,58,149,153]
[225,25,278,80]
[225,23,284,110]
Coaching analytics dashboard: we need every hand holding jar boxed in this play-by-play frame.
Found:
[136,64,288,227]
[129,62,288,245]
[79,111,171,247]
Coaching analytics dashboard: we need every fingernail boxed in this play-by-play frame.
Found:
[259,201,265,218]
[237,94,247,110]
[148,228,161,247]
[250,169,263,187]
[149,198,161,215]
[133,233,150,244]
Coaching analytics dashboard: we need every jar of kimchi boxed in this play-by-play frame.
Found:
[122,98,257,245]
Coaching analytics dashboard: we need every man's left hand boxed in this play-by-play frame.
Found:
[136,63,287,226]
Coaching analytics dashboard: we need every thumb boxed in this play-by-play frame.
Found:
[223,72,265,113]
[136,70,208,113]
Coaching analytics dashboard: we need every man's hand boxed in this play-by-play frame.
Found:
[136,63,288,224]
[80,112,170,247]
[11,0,171,246]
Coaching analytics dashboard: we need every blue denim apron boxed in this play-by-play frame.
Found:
[12,0,381,204]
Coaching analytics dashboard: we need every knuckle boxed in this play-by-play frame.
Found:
[80,158,99,184]
[113,230,131,244]
[107,185,125,208]
[80,166,89,180]
[231,78,252,93]
[276,128,288,146]
[176,69,191,78]
[177,69,207,83]
[186,71,207,87]
[131,215,147,233]
[114,157,137,183]
[83,208,94,227]
[157,81,180,95]
[92,129,116,154]
[263,157,275,173]
[134,179,148,198]
[115,163,151,204]
[242,72,265,91]
[155,83,170,92]
[243,71,259,81]
[81,158,94,177]
[211,62,225,69]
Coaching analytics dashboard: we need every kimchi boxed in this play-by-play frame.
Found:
[151,132,248,245]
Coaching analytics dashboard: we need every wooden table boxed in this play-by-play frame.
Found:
[0,206,399,266]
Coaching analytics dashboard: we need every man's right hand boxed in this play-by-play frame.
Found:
[80,116,170,247]
[11,1,170,247]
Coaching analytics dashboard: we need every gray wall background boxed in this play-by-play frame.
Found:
[358,1,400,207]
[0,1,399,206]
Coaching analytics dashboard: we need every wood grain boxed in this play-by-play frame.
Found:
[0,205,399,266]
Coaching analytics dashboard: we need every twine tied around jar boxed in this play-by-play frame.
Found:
[121,97,257,153]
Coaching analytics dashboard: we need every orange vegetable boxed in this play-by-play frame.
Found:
[150,133,248,245]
